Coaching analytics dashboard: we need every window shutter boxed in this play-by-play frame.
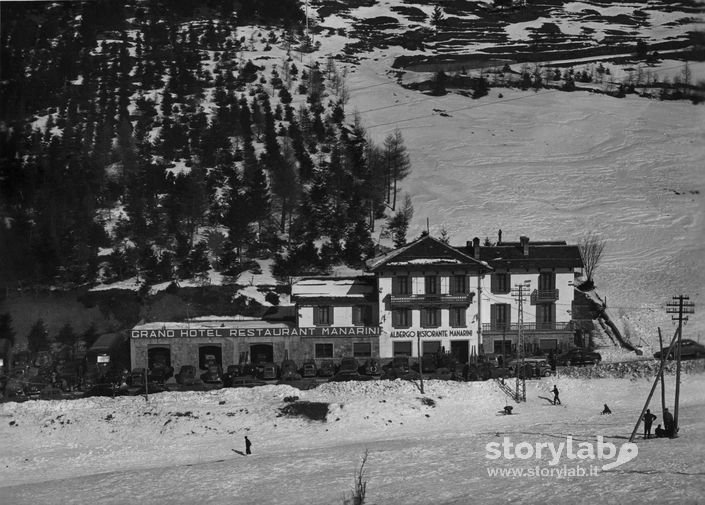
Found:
[491,304,497,326]
[441,276,449,294]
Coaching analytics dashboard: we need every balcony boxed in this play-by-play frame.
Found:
[390,293,474,306]
[530,289,559,305]
[482,322,572,333]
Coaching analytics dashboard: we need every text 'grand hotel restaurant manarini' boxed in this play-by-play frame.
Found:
[129,234,585,372]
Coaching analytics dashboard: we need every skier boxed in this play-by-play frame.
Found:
[551,385,561,405]
[245,436,252,455]
[663,408,675,437]
[602,404,612,415]
[643,409,657,439]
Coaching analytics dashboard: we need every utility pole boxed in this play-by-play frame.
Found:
[666,295,695,437]
[417,331,424,394]
[511,280,531,402]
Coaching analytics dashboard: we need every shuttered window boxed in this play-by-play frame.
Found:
[421,308,441,328]
[392,308,411,328]
[314,306,333,325]
[353,342,372,358]
[450,307,466,328]
[450,275,468,294]
[491,273,510,294]
[425,276,440,295]
[392,276,410,295]
[352,305,372,326]
[490,303,511,329]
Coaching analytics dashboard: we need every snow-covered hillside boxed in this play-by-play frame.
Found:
[1,373,704,504]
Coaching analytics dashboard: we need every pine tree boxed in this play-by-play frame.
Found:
[27,319,49,354]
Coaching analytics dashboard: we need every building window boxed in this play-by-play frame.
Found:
[451,275,468,294]
[491,273,510,294]
[393,341,412,356]
[490,303,511,330]
[421,308,441,328]
[425,275,439,295]
[493,339,513,355]
[537,303,556,329]
[315,343,334,358]
[353,342,372,358]
[392,276,410,295]
[314,306,333,326]
[539,272,556,291]
[353,305,372,326]
[422,341,441,355]
[450,307,466,328]
[392,308,411,328]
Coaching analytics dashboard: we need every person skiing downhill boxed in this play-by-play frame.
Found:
[551,385,561,405]
[245,436,252,455]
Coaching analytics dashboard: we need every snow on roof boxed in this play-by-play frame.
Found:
[132,318,293,331]
[387,258,462,266]
[291,277,375,298]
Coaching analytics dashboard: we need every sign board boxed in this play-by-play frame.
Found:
[130,326,382,339]
[390,328,473,339]
[97,354,111,363]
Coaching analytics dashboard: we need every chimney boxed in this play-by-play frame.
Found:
[498,229,502,245]
[520,236,529,256]
[473,237,480,259]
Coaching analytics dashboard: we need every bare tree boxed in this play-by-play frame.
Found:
[346,449,369,505]
[578,232,606,284]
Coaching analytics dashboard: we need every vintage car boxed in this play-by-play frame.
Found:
[556,348,602,366]
[360,359,381,376]
[200,362,223,384]
[300,360,317,378]
[654,339,705,360]
[507,358,554,378]
[175,365,198,385]
[259,362,279,380]
[317,360,336,378]
[280,360,301,381]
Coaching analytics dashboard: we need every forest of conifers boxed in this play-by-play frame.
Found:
[0,0,415,291]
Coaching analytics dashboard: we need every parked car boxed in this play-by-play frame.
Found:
[259,362,279,380]
[556,348,602,366]
[175,365,198,385]
[280,360,301,381]
[317,360,336,378]
[338,357,359,373]
[384,356,410,374]
[300,360,317,378]
[200,362,223,383]
[128,368,147,387]
[360,359,381,376]
[654,339,705,360]
[507,358,553,378]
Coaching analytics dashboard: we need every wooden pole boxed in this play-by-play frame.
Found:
[658,328,666,419]
[628,327,680,442]
[673,298,684,437]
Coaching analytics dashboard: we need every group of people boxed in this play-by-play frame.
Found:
[644,408,675,439]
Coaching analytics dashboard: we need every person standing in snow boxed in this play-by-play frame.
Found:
[643,409,657,439]
[663,408,675,437]
[551,385,561,405]
[245,436,252,455]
